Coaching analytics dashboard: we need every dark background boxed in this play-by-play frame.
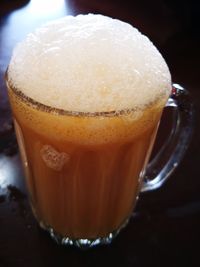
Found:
[0,0,200,266]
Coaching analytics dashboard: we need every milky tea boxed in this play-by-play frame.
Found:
[6,14,171,244]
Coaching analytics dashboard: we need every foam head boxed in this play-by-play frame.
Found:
[8,14,171,113]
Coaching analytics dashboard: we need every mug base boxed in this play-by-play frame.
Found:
[38,219,129,249]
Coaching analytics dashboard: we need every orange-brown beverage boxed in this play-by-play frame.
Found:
[6,14,171,247]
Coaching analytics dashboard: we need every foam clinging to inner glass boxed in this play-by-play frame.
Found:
[8,14,171,113]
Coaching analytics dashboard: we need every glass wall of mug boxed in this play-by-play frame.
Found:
[6,80,166,247]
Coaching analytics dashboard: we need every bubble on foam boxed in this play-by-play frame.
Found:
[8,14,171,113]
[40,145,69,171]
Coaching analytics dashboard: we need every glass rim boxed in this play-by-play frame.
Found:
[5,70,165,118]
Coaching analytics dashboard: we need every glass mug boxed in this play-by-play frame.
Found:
[6,77,193,248]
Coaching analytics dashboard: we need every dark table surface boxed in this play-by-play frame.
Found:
[0,0,200,266]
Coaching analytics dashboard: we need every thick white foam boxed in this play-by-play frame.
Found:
[8,14,171,112]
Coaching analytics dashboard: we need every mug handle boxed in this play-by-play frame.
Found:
[141,83,194,192]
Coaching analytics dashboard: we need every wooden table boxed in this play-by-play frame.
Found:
[0,0,200,266]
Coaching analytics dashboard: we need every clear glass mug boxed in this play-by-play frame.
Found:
[6,77,193,249]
